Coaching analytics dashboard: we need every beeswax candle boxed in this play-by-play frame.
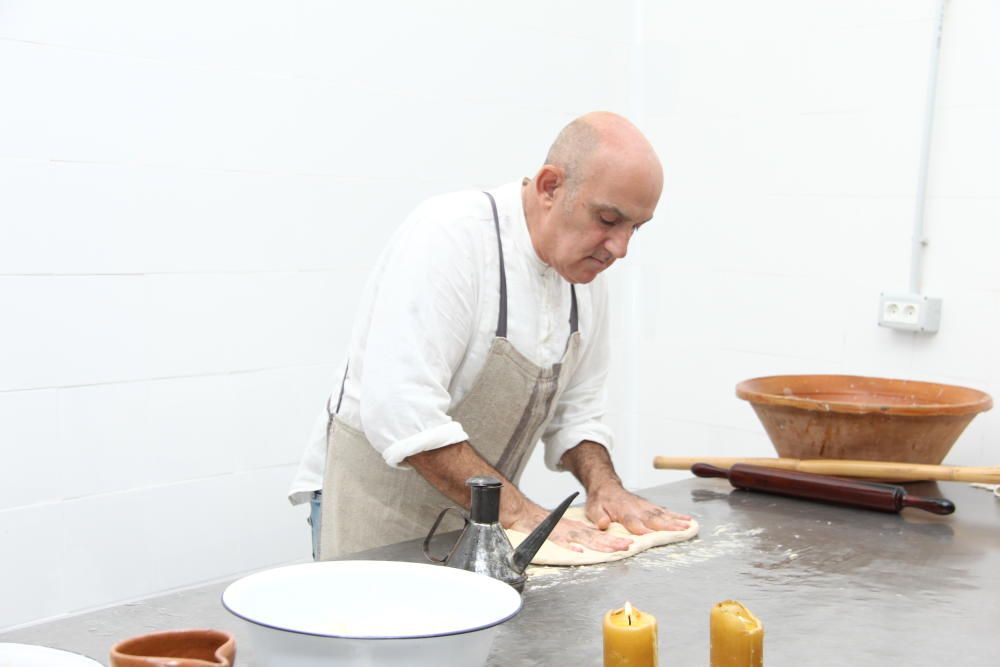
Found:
[603,601,657,667]
[710,600,763,667]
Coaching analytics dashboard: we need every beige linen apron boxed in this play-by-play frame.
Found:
[319,191,582,559]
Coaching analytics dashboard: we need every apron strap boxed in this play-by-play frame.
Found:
[483,191,509,338]
[328,362,349,417]
[569,284,579,334]
[562,285,579,355]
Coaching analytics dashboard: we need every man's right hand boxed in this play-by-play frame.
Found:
[505,502,633,554]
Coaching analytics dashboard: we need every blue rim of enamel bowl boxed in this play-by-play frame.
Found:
[220,561,523,640]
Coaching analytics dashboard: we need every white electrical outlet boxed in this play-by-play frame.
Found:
[878,292,942,333]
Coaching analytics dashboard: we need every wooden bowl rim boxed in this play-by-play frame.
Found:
[735,374,993,416]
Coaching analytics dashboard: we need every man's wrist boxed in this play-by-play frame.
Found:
[499,490,545,529]
[586,474,625,497]
[561,440,623,493]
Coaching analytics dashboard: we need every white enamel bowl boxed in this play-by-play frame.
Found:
[0,643,102,666]
[222,560,522,666]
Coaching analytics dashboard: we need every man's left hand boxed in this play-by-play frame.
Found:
[584,481,691,536]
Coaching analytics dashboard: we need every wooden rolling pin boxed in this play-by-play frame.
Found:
[693,463,956,515]
[653,456,1000,484]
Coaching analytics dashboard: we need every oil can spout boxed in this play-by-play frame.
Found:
[511,491,578,573]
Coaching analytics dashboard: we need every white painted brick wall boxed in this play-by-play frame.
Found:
[633,0,1000,491]
[0,0,632,630]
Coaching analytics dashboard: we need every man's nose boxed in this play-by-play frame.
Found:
[606,226,631,259]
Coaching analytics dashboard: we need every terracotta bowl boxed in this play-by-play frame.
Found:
[110,629,235,667]
[736,375,992,464]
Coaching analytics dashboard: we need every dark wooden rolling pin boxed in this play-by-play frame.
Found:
[693,463,956,515]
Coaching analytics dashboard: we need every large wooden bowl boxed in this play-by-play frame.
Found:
[736,375,992,464]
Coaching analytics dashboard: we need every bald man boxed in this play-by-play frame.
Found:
[290,112,691,559]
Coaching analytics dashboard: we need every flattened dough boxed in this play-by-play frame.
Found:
[506,507,699,566]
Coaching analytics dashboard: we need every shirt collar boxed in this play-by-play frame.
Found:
[493,180,551,276]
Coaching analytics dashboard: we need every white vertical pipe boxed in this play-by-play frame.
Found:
[910,0,948,294]
[622,0,645,489]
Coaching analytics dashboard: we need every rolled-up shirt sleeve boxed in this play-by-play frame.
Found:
[541,278,615,471]
[357,201,482,468]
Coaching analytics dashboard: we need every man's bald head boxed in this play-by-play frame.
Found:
[523,112,664,284]
[544,117,600,195]
[543,111,662,201]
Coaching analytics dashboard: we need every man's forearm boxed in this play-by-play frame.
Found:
[405,441,535,527]
[560,440,623,493]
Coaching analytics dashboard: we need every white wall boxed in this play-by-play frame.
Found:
[0,0,631,630]
[2,0,998,632]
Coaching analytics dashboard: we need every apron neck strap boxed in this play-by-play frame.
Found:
[483,191,508,338]
[569,284,578,334]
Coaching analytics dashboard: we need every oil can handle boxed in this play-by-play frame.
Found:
[422,507,469,564]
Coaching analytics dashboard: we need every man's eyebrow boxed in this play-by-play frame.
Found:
[591,202,629,221]
[592,202,654,225]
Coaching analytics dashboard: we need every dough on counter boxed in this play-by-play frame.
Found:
[506,507,699,566]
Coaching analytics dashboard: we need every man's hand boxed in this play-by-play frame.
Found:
[504,500,634,554]
[561,441,691,536]
[584,481,691,535]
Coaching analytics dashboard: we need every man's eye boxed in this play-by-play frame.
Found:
[599,216,617,226]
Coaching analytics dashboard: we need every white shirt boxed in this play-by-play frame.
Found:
[288,181,614,504]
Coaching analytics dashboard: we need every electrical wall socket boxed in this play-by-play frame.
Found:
[878,292,942,333]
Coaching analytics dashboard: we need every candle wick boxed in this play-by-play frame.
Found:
[628,615,632,626]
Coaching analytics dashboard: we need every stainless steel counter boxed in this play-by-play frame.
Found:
[3,478,998,665]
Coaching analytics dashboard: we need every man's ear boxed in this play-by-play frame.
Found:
[535,165,564,203]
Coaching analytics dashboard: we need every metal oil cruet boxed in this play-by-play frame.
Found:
[423,476,578,592]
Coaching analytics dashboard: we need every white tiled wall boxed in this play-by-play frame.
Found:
[2,0,998,631]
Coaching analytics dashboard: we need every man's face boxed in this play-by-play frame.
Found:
[542,156,662,284]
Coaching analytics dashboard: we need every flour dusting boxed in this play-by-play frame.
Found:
[524,523,766,591]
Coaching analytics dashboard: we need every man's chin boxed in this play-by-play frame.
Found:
[568,267,602,285]
[557,259,608,284]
